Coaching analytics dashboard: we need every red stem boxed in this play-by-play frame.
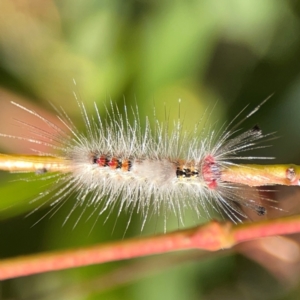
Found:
[1,216,300,281]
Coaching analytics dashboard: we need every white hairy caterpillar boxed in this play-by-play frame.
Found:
[0,97,273,231]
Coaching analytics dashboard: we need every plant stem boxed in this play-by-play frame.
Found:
[0,154,69,172]
[0,154,300,187]
[221,164,300,186]
[1,215,300,280]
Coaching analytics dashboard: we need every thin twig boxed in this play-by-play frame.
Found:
[222,164,300,186]
[1,215,300,281]
[0,154,70,172]
[0,154,300,186]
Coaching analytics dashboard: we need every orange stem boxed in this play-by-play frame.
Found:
[221,164,300,186]
[0,154,70,173]
[1,154,300,187]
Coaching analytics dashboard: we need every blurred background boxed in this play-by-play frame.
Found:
[1,0,300,299]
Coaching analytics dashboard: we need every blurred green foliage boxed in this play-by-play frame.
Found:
[1,0,300,299]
